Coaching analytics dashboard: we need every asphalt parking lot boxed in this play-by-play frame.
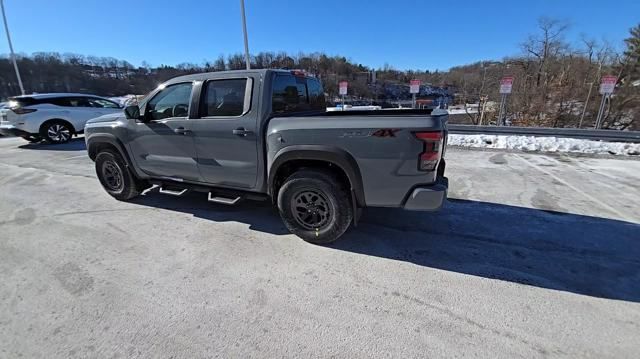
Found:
[1,136,639,358]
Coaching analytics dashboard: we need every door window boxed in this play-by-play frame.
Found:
[307,78,326,110]
[48,97,73,107]
[272,74,325,113]
[146,82,193,121]
[88,98,121,108]
[200,79,249,117]
[68,97,93,108]
[272,75,303,113]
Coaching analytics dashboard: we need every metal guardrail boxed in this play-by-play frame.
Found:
[447,125,640,143]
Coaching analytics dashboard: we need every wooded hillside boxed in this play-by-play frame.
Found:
[1,18,637,129]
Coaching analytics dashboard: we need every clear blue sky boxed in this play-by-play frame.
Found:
[2,0,639,71]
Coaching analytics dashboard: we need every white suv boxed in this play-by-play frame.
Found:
[0,93,122,144]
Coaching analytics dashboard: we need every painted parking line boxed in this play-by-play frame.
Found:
[512,153,635,223]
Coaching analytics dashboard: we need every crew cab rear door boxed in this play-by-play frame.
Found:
[189,76,259,189]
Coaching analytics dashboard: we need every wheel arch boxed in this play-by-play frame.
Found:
[86,134,143,178]
[268,145,365,207]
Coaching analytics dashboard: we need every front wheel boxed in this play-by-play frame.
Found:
[95,150,145,201]
[277,169,353,244]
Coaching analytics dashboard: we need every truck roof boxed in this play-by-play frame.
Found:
[165,69,304,85]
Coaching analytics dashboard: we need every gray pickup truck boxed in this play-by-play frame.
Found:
[85,69,448,243]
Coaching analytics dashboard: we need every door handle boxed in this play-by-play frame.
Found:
[232,128,253,136]
[174,127,190,135]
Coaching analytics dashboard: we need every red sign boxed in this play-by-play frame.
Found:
[499,76,514,94]
[410,79,421,94]
[599,76,617,95]
[339,81,348,95]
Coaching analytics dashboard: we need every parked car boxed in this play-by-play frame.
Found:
[85,69,448,244]
[0,93,122,144]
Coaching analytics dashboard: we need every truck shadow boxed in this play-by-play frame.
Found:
[131,190,640,302]
[130,188,290,236]
[333,199,640,303]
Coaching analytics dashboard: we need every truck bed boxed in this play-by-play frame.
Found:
[266,109,448,207]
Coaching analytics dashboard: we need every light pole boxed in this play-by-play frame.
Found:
[1,0,24,95]
[239,0,250,70]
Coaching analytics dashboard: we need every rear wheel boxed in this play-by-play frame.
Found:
[41,120,73,144]
[95,150,145,201]
[277,169,353,244]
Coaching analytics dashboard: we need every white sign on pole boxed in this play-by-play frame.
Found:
[339,81,348,95]
[410,79,421,94]
[599,75,617,95]
[499,76,514,94]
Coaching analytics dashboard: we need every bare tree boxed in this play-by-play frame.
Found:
[522,17,570,87]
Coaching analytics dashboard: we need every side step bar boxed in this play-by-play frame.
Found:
[158,186,188,196]
[208,192,241,205]
[150,179,265,204]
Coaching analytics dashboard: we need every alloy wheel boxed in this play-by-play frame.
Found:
[102,161,124,192]
[291,189,331,230]
[47,124,71,143]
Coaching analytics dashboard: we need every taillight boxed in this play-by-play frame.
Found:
[11,108,37,115]
[414,131,442,171]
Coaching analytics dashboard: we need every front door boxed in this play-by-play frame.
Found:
[128,82,201,182]
[190,77,259,189]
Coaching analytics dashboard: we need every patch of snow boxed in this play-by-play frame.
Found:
[448,134,640,156]
[447,108,476,115]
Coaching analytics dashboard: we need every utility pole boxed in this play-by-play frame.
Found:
[239,0,251,70]
[578,82,593,128]
[478,95,487,125]
[1,0,24,95]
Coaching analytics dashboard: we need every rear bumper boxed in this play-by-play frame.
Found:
[402,176,448,211]
[0,124,33,137]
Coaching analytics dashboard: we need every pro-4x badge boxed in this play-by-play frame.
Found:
[371,129,400,137]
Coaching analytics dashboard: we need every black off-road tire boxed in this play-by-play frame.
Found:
[277,169,353,244]
[40,120,73,144]
[95,150,145,201]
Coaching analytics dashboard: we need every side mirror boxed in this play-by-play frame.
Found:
[124,105,140,120]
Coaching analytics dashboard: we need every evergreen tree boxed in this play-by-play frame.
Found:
[621,24,640,83]
[604,24,640,130]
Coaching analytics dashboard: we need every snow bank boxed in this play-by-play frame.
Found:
[448,134,640,156]
[447,108,477,115]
